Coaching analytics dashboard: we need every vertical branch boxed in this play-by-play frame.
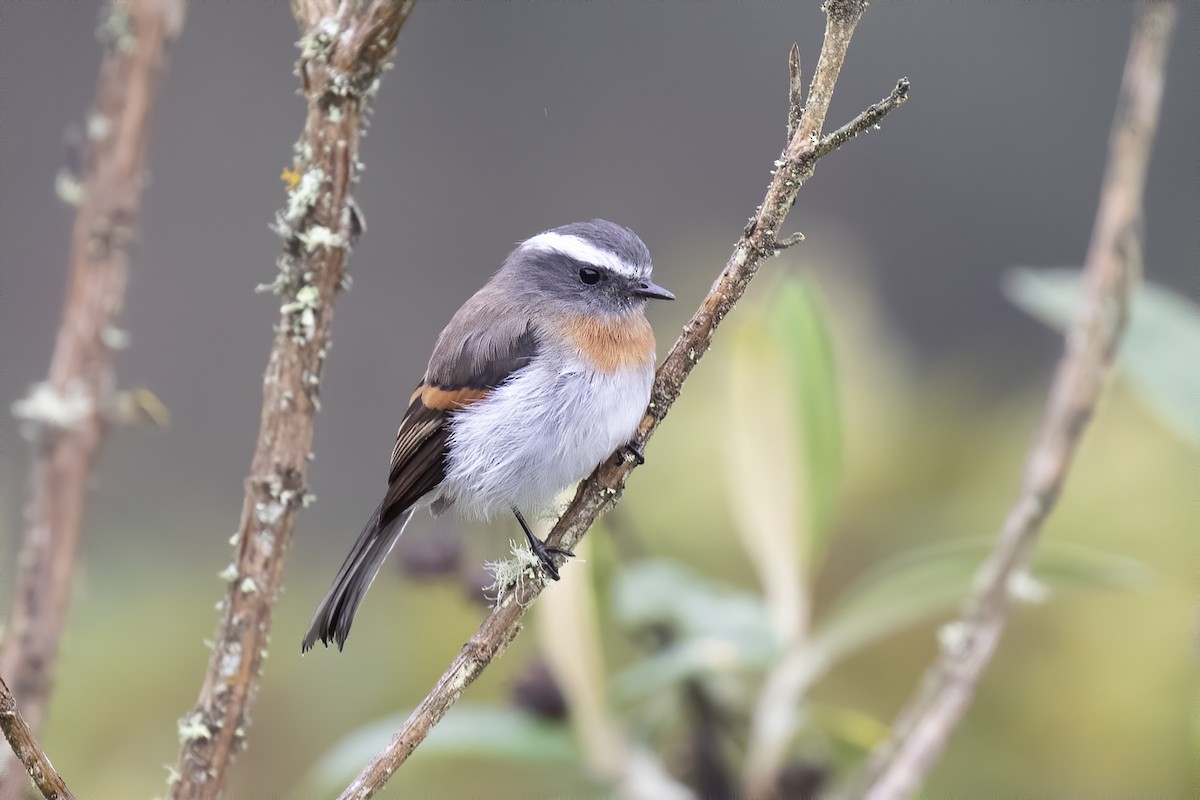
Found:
[0,0,184,794]
[848,4,1177,799]
[335,2,910,797]
[0,677,74,800]
[167,2,415,798]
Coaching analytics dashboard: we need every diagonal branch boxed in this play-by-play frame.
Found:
[847,4,1177,799]
[0,0,184,794]
[167,2,415,798]
[0,676,75,800]
[335,2,908,798]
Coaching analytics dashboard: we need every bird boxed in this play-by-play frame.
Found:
[302,219,673,652]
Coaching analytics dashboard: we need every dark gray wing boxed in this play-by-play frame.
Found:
[303,297,539,652]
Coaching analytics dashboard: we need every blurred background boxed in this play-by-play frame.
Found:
[1,2,1195,798]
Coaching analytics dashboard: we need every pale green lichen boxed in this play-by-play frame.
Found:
[177,712,211,743]
[284,168,324,224]
[255,274,285,295]
[448,659,479,694]
[240,577,258,594]
[218,563,238,582]
[280,282,321,343]
[1008,570,1050,604]
[55,169,84,206]
[298,226,345,253]
[483,540,544,608]
[255,500,286,527]
[96,0,134,53]
[87,114,111,142]
[219,642,242,679]
[12,381,91,438]
[298,19,338,61]
[937,621,969,657]
[102,326,131,350]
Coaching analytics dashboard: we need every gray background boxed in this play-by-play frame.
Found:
[0,3,1195,796]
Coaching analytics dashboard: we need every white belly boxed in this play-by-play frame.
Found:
[438,357,653,519]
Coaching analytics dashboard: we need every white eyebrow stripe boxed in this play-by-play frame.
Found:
[520,232,639,278]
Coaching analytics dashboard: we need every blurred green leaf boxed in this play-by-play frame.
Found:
[806,701,891,752]
[1003,268,1200,445]
[725,311,805,639]
[721,276,842,641]
[307,705,581,793]
[771,276,843,563]
[809,537,1151,674]
[611,560,778,700]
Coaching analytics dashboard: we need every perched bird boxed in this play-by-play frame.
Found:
[302,220,673,652]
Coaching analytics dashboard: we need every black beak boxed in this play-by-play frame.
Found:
[632,280,675,301]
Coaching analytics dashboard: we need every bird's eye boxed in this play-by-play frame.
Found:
[579,267,601,285]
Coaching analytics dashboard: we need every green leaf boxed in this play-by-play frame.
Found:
[725,312,805,637]
[720,276,842,639]
[1003,267,1200,445]
[807,537,1151,678]
[307,706,581,792]
[806,701,891,752]
[611,560,778,701]
[771,276,843,562]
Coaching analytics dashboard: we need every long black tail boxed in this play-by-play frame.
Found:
[302,504,415,652]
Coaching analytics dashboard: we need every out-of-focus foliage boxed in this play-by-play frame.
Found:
[813,536,1151,672]
[724,276,841,646]
[299,273,1181,799]
[4,2,1195,797]
[308,706,581,795]
[610,559,779,698]
[13,254,1190,799]
[1004,267,1200,445]
[772,277,844,557]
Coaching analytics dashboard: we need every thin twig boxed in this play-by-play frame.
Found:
[847,5,1176,800]
[0,676,75,800]
[167,2,415,798]
[814,78,910,161]
[786,42,803,142]
[335,2,907,797]
[774,231,807,250]
[0,1,184,795]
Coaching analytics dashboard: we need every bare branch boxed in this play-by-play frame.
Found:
[847,5,1177,800]
[814,78,910,161]
[167,2,415,798]
[774,231,806,250]
[334,2,907,798]
[0,0,184,794]
[0,676,75,800]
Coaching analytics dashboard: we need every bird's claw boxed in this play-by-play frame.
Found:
[618,441,645,466]
[528,538,573,581]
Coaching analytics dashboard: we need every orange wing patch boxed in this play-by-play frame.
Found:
[562,313,655,373]
[409,384,491,411]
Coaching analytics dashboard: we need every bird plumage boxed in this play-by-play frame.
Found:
[302,219,667,652]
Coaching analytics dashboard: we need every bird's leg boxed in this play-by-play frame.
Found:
[512,507,573,581]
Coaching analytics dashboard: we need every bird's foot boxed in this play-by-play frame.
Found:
[527,536,574,582]
[512,506,573,581]
[617,441,645,466]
